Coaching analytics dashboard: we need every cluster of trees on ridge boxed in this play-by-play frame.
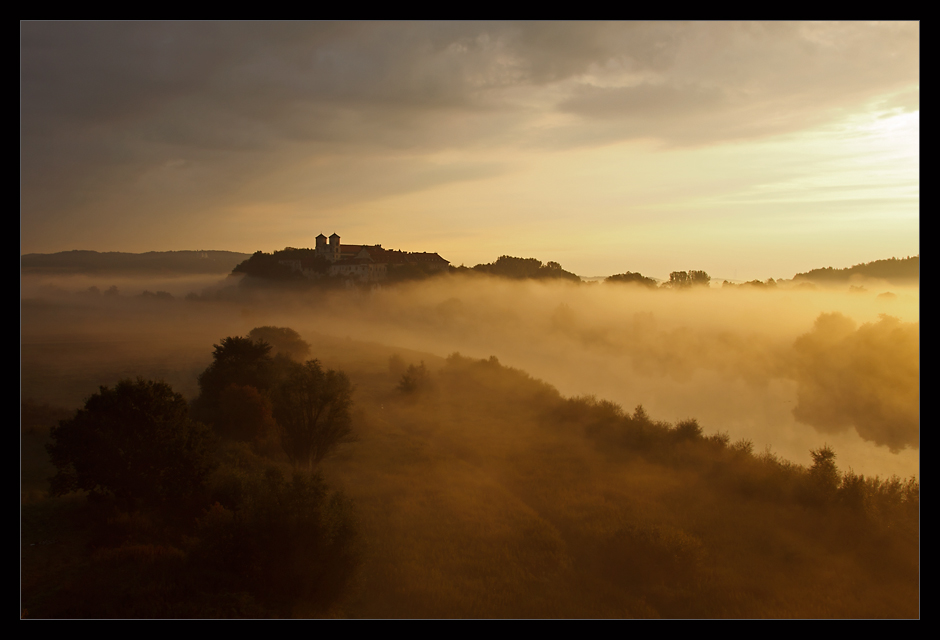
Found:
[462,255,581,281]
[232,248,331,284]
[40,326,359,617]
[603,270,711,288]
[793,256,919,285]
[23,249,918,294]
[414,353,917,518]
[382,350,918,528]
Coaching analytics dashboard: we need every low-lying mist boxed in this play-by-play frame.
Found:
[21,271,918,479]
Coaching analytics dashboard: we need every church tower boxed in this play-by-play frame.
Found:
[329,233,341,262]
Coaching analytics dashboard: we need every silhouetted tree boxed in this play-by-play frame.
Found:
[194,466,359,615]
[665,271,691,288]
[663,270,711,288]
[216,384,277,444]
[605,272,658,287]
[272,360,355,469]
[805,445,840,506]
[46,378,216,510]
[674,418,704,442]
[194,337,275,422]
[472,256,581,281]
[248,326,311,361]
[233,250,308,282]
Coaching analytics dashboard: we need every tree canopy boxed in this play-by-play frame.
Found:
[232,248,329,283]
[793,256,919,285]
[248,326,311,361]
[195,336,276,422]
[472,256,581,282]
[398,362,431,395]
[46,378,216,509]
[663,270,711,289]
[272,360,355,469]
[605,271,658,287]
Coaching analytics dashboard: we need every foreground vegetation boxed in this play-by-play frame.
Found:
[329,353,916,618]
[23,331,359,618]
[22,329,918,618]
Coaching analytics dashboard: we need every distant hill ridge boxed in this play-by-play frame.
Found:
[22,250,919,283]
[793,256,919,285]
[21,250,252,275]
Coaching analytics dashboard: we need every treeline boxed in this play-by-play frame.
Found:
[22,250,250,275]
[793,256,919,285]
[435,353,918,525]
[557,394,918,519]
[34,326,359,617]
[460,256,581,282]
[604,270,710,289]
[232,248,688,289]
[376,353,918,617]
[232,248,330,284]
[721,278,778,289]
[231,248,445,288]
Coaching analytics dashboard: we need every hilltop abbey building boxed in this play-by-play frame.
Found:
[280,232,450,283]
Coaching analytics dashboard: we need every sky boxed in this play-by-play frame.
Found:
[20,21,919,281]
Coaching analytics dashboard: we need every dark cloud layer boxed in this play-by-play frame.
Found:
[21,21,918,252]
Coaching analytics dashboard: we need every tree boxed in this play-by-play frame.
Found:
[805,445,840,506]
[674,418,703,442]
[398,362,430,395]
[472,256,581,281]
[605,271,658,288]
[194,466,359,615]
[46,378,216,509]
[271,360,355,469]
[665,271,691,288]
[216,384,277,444]
[662,270,711,289]
[194,336,275,422]
[689,270,711,287]
[248,326,311,361]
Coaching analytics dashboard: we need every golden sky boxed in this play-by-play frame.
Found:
[20,22,918,281]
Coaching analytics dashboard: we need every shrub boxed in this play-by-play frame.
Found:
[398,362,431,395]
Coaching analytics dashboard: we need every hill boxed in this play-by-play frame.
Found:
[793,256,919,285]
[21,250,251,275]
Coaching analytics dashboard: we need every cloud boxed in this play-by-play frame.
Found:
[22,22,918,151]
[559,82,727,123]
[20,22,919,252]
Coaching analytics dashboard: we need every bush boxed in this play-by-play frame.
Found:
[398,362,431,395]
